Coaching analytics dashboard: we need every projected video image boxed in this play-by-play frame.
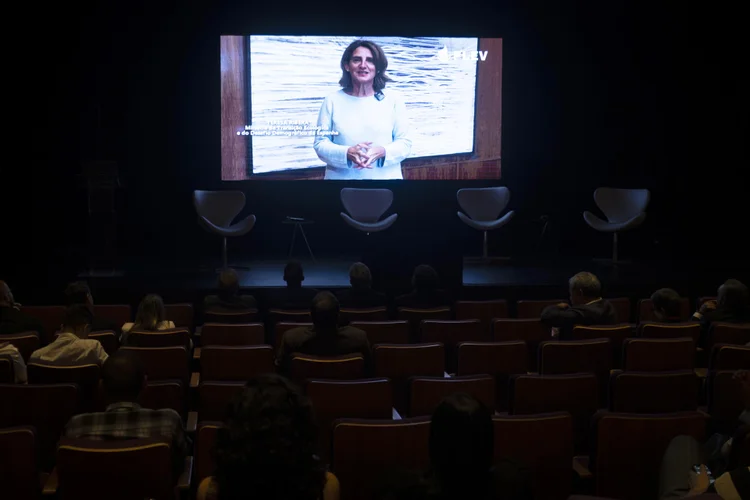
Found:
[220,36,503,180]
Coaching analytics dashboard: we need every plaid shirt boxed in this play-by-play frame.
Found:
[64,401,191,477]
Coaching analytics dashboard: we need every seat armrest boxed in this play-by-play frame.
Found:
[573,456,593,479]
[190,372,200,388]
[193,347,201,361]
[186,411,198,434]
[176,456,193,490]
[42,468,58,496]
[695,368,707,378]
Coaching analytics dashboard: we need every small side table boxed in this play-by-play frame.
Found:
[283,217,315,261]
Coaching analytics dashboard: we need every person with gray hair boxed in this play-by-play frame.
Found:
[335,262,387,309]
[540,271,618,340]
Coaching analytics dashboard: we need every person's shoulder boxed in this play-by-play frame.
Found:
[340,325,368,339]
[203,295,220,305]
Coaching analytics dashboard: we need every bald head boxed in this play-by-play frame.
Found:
[311,291,340,329]
[102,350,146,402]
[0,281,13,307]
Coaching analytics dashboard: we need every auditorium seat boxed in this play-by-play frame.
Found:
[290,354,365,383]
[509,374,599,454]
[373,343,445,415]
[0,426,39,500]
[199,345,275,381]
[331,417,431,500]
[203,309,259,324]
[709,343,750,371]
[198,381,245,422]
[607,297,632,323]
[572,324,635,369]
[493,412,574,500]
[409,375,495,417]
[139,380,186,417]
[539,339,612,404]
[589,411,707,500]
[608,370,700,413]
[0,331,40,361]
[200,323,265,347]
[340,307,389,323]
[195,422,222,485]
[126,328,191,349]
[637,297,691,322]
[274,321,312,351]
[493,318,551,371]
[456,341,527,411]
[454,299,509,335]
[707,322,750,352]
[120,346,189,385]
[622,338,694,371]
[19,305,65,344]
[164,303,195,332]
[707,370,745,435]
[27,364,99,410]
[419,319,484,372]
[396,307,452,340]
[92,304,132,327]
[637,322,700,343]
[350,321,410,345]
[516,299,566,319]
[269,309,312,326]
[0,357,13,383]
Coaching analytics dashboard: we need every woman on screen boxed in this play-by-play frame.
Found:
[313,39,412,180]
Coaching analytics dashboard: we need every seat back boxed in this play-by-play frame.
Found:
[0,426,37,500]
[456,187,510,221]
[637,298,691,322]
[27,364,99,408]
[493,318,552,371]
[0,331,40,361]
[0,383,80,470]
[707,370,745,435]
[120,346,189,383]
[456,341,527,411]
[592,410,707,500]
[204,309,259,324]
[274,321,313,351]
[709,343,750,371]
[199,382,245,421]
[607,297,632,323]
[509,374,598,454]
[609,370,700,413]
[340,308,389,323]
[57,437,173,500]
[0,356,12,383]
[92,304,132,327]
[290,354,365,383]
[127,328,191,349]
[194,190,246,228]
[493,412,574,500]
[572,324,635,369]
[397,307,452,340]
[539,339,612,404]
[20,305,66,344]
[516,300,566,319]
[623,338,695,371]
[201,345,275,381]
[200,323,265,347]
[139,380,186,416]
[195,422,222,485]
[373,343,445,414]
[164,303,195,331]
[350,321,409,345]
[420,319,484,372]
[340,188,393,223]
[89,331,119,355]
[638,322,700,343]
[593,188,650,224]
[707,323,750,352]
[409,375,495,416]
[332,417,431,500]
[454,300,510,336]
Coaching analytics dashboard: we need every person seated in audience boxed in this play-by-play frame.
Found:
[0,340,27,383]
[692,279,750,347]
[276,291,370,373]
[651,288,685,322]
[268,260,319,310]
[335,262,387,309]
[29,304,108,366]
[197,373,339,500]
[64,281,120,333]
[64,350,190,480]
[0,280,45,338]
[540,271,617,340]
[658,370,750,499]
[395,265,451,309]
[203,268,257,313]
[121,294,175,343]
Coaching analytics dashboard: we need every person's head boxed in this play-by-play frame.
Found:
[310,291,340,330]
[283,260,305,287]
[568,271,602,305]
[349,262,372,289]
[218,269,240,299]
[101,350,146,403]
[0,281,12,307]
[339,39,392,92]
[718,279,750,314]
[64,281,94,308]
[133,294,165,331]
[650,288,682,320]
[428,393,494,493]
[61,304,93,338]
[215,374,325,500]
[412,265,439,293]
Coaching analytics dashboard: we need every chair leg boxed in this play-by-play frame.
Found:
[612,232,619,264]
[483,231,488,259]
[222,237,228,270]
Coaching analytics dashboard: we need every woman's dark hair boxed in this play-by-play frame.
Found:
[215,374,326,500]
[427,393,494,497]
[412,265,439,292]
[132,294,165,331]
[718,279,750,314]
[339,39,393,92]
[651,288,682,317]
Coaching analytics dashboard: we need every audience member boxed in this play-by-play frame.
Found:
[651,288,685,322]
[121,294,175,342]
[693,279,750,347]
[0,280,45,337]
[336,262,388,309]
[203,269,257,313]
[277,291,370,373]
[395,265,451,309]
[64,350,190,480]
[29,304,108,366]
[541,271,617,339]
[64,281,120,333]
[197,374,339,500]
[0,340,27,383]
[268,261,319,310]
